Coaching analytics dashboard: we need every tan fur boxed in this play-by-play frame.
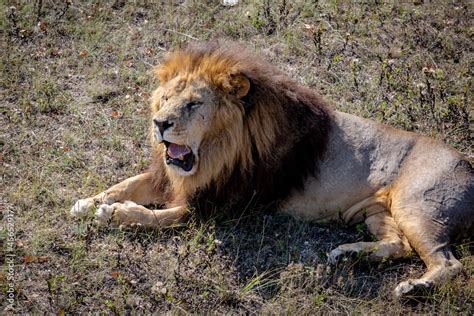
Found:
[71,42,473,298]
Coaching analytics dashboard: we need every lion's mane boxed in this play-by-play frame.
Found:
[151,41,333,213]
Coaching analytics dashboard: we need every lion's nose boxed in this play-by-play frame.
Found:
[154,119,174,136]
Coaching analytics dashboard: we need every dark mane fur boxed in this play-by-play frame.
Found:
[180,41,333,216]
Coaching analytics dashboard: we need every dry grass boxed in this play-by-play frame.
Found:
[1,0,473,314]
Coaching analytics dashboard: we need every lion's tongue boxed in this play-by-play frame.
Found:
[168,143,191,159]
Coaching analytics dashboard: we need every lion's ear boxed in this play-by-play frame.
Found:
[218,73,250,98]
[230,74,251,98]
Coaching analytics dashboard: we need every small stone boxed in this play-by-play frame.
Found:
[222,0,239,6]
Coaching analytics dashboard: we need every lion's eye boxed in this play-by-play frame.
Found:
[186,101,203,111]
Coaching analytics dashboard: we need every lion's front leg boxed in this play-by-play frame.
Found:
[95,201,187,228]
[71,172,166,217]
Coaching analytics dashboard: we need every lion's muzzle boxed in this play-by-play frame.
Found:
[152,116,198,174]
[154,118,174,138]
[164,141,194,172]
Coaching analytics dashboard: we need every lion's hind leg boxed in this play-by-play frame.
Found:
[328,210,412,263]
[393,247,462,297]
[391,206,463,297]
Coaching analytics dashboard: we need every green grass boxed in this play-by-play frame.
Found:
[1,0,472,314]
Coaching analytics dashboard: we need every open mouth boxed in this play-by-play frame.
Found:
[164,141,194,172]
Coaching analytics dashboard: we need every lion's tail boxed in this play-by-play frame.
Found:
[342,188,391,225]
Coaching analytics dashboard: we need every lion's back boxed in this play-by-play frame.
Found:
[282,110,473,234]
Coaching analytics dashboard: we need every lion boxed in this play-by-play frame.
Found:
[71,41,473,297]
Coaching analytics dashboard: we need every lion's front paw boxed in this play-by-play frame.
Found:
[95,201,144,228]
[95,204,115,225]
[394,279,433,298]
[71,198,95,217]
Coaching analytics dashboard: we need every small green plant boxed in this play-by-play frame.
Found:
[33,78,71,114]
[355,223,366,235]
[313,291,326,307]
